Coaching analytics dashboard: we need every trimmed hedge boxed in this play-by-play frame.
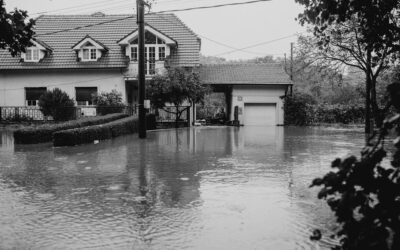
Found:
[14,113,128,144]
[53,116,137,146]
[53,114,157,146]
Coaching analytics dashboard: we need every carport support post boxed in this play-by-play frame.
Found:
[137,0,146,138]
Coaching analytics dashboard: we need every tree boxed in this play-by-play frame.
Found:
[295,0,400,133]
[38,88,75,121]
[92,89,124,115]
[147,68,209,127]
[0,0,35,56]
[310,82,400,250]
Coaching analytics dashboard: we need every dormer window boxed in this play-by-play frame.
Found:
[72,35,108,62]
[21,39,53,63]
[82,47,98,61]
[25,48,40,62]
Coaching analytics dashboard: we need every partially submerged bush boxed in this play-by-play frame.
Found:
[14,113,128,144]
[92,89,125,115]
[38,88,76,121]
[53,116,138,146]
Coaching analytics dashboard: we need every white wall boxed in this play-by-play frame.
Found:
[230,85,288,125]
[0,69,126,106]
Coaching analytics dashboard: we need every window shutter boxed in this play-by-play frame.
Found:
[26,88,46,100]
[76,87,97,101]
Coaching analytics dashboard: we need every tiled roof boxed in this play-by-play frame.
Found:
[0,13,200,70]
[199,63,292,85]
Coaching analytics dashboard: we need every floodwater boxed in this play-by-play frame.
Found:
[0,126,365,250]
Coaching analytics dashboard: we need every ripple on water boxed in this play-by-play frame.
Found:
[0,127,364,249]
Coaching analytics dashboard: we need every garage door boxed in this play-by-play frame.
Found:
[244,103,276,126]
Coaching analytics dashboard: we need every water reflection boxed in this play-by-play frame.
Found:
[0,126,365,249]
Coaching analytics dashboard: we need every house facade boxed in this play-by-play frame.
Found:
[0,13,201,111]
[199,64,292,126]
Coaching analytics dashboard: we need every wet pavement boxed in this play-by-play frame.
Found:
[0,126,365,250]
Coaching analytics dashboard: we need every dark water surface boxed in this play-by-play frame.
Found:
[0,126,365,250]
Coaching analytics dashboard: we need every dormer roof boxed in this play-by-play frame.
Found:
[71,35,108,51]
[118,24,177,46]
[32,38,53,52]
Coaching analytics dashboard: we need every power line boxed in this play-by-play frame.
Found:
[31,0,129,15]
[211,34,298,57]
[35,0,272,36]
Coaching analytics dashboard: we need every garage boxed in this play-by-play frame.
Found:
[244,103,276,126]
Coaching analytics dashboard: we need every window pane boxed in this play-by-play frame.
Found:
[131,38,138,44]
[32,49,39,60]
[149,61,155,75]
[83,49,89,60]
[76,87,97,104]
[131,47,137,61]
[149,47,155,61]
[90,49,97,60]
[157,38,165,44]
[144,31,157,44]
[159,47,165,60]
[26,49,32,61]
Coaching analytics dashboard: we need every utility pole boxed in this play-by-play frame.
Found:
[137,0,146,138]
[290,42,293,81]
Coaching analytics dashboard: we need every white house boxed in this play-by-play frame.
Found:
[0,12,201,111]
[199,64,292,126]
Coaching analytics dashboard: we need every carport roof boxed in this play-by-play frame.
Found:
[199,63,292,85]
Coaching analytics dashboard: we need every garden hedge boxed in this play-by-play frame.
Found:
[53,114,157,147]
[14,113,128,144]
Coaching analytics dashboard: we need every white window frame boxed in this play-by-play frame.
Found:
[81,47,98,61]
[128,44,167,76]
[25,48,40,62]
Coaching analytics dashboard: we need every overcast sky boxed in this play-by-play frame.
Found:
[5,0,306,60]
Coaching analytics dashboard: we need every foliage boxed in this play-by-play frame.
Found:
[284,91,365,126]
[92,89,125,115]
[0,0,35,56]
[147,67,209,126]
[53,114,155,146]
[13,113,127,144]
[38,88,75,121]
[310,82,400,250]
[295,0,400,133]
[197,93,226,121]
[284,91,316,125]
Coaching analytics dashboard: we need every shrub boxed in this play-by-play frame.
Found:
[13,113,128,144]
[53,114,157,146]
[284,92,316,125]
[38,88,76,121]
[92,90,125,115]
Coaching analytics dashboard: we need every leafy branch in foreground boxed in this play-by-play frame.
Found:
[311,82,400,250]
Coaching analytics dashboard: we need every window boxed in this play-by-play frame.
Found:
[159,47,165,61]
[130,47,138,61]
[148,46,156,75]
[82,48,97,61]
[25,48,40,62]
[76,87,97,106]
[25,87,46,106]
[90,49,97,60]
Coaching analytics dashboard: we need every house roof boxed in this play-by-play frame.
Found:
[199,63,292,85]
[0,13,200,70]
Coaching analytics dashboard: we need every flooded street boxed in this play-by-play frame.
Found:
[0,126,365,250]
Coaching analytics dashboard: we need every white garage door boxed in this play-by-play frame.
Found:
[244,103,276,126]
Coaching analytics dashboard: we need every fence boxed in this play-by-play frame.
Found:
[156,106,190,128]
[0,105,139,122]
